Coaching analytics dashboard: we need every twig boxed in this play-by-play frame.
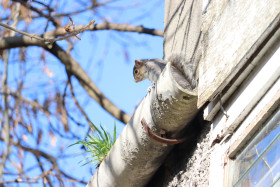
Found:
[52,19,95,42]
[55,170,87,184]
[0,19,96,43]
[0,41,11,180]
[61,83,86,127]
[0,22,47,42]
[43,22,163,39]
[0,170,53,184]
[0,179,38,184]
[32,0,54,12]
[35,156,53,187]
[44,42,131,124]
[12,0,59,27]
[0,89,51,115]
[0,2,21,179]
[10,139,86,184]
[0,0,115,22]
[0,136,88,185]
[67,73,92,127]
[0,34,132,124]
[66,16,81,40]
[0,89,86,139]
[0,22,163,50]
[0,88,82,141]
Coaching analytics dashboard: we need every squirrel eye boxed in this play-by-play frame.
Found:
[134,69,139,74]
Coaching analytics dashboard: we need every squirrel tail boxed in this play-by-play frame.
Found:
[168,54,196,89]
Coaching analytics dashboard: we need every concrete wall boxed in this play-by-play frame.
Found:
[147,116,211,186]
[147,0,280,186]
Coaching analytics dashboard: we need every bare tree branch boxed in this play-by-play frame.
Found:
[0,88,86,140]
[11,0,59,27]
[0,138,87,185]
[0,179,37,184]
[44,22,164,38]
[0,1,164,186]
[0,22,46,41]
[1,89,51,116]
[0,21,162,46]
[0,169,54,185]
[63,74,92,127]
[0,36,131,124]
[35,156,53,187]
[1,87,89,132]
[0,2,21,179]
[0,45,11,180]
[0,0,115,22]
[45,42,131,124]
[0,19,95,43]
[69,82,92,125]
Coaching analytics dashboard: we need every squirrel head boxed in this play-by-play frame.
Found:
[133,60,147,82]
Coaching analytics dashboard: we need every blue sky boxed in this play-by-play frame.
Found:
[64,0,165,183]
[1,0,165,185]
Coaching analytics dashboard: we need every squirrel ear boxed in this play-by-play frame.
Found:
[135,60,142,66]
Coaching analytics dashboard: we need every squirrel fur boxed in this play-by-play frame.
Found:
[133,54,196,89]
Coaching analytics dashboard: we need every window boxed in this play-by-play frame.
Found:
[230,108,280,187]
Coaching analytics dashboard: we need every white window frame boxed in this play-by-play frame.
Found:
[206,28,280,187]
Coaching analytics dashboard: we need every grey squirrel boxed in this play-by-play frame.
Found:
[133,54,196,90]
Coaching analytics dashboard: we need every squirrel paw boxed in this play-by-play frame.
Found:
[147,83,156,93]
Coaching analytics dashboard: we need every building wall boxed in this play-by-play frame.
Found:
[147,0,280,186]
[148,121,211,187]
[148,34,280,187]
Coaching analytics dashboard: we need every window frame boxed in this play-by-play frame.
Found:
[206,28,280,187]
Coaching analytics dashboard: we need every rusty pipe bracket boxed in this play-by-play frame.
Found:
[141,118,187,145]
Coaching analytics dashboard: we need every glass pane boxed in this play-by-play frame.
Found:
[231,108,280,187]
[272,175,280,187]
